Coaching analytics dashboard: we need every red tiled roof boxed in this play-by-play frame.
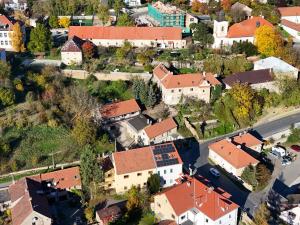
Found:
[208,139,259,169]
[153,64,221,89]
[144,117,177,139]
[233,133,262,148]
[0,15,13,27]
[281,19,300,32]
[278,7,300,16]
[68,26,183,41]
[100,99,141,119]
[40,167,81,189]
[162,178,239,220]
[227,16,273,38]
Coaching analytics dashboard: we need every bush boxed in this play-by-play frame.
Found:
[147,174,160,194]
[287,128,300,144]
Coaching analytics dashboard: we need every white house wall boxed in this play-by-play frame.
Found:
[281,15,300,23]
[280,24,300,41]
[156,164,182,187]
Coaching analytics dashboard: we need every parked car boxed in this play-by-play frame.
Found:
[209,168,220,177]
[272,146,286,157]
[270,150,281,158]
[282,158,291,166]
[291,145,300,152]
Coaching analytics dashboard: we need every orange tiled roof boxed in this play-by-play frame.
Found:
[68,26,183,41]
[40,167,81,189]
[227,16,273,38]
[0,15,13,26]
[153,64,221,89]
[162,178,239,220]
[233,133,262,148]
[100,99,141,119]
[281,19,300,32]
[208,139,259,169]
[278,7,300,16]
[144,117,177,139]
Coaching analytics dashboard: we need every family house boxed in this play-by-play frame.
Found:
[153,177,239,225]
[96,205,122,225]
[278,6,300,23]
[61,36,84,65]
[112,142,183,193]
[153,64,221,105]
[126,114,152,143]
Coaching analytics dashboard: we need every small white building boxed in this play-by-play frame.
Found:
[231,2,252,20]
[4,0,27,11]
[126,114,151,143]
[278,7,300,23]
[254,56,299,79]
[212,16,273,49]
[61,36,83,65]
[124,0,141,7]
[280,19,300,41]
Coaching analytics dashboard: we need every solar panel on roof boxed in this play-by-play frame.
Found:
[162,154,169,160]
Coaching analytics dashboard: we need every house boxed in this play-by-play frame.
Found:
[153,177,239,225]
[208,134,259,178]
[185,13,199,29]
[280,205,300,225]
[278,7,300,23]
[280,19,300,41]
[126,114,152,143]
[3,0,27,11]
[124,0,141,7]
[140,117,178,145]
[230,2,252,21]
[223,69,278,92]
[213,16,273,49]
[112,142,183,193]
[232,132,263,153]
[61,36,84,65]
[153,64,221,105]
[98,99,141,123]
[254,56,299,79]
[96,205,122,225]
[101,157,115,191]
[68,26,186,49]
[9,176,52,225]
[0,15,25,51]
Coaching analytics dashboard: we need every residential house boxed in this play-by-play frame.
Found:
[213,16,273,49]
[112,142,183,193]
[254,56,299,79]
[140,117,178,145]
[101,157,115,191]
[68,26,186,49]
[61,36,84,65]
[280,19,300,42]
[96,205,122,225]
[185,13,199,29]
[126,114,152,143]
[230,2,252,21]
[3,0,27,11]
[153,64,221,105]
[232,132,263,153]
[153,177,239,225]
[124,0,141,7]
[98,99,141,123]
[278,7,300,23]
[223,69,278,92]
[208,135,259,178]
[0,15,25,51]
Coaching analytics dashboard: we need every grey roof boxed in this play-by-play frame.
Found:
[254,57,298,73]
[127,114,150,132]
[0,188,10,203]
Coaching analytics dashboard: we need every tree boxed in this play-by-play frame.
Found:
[10,23,25,52]
[0,88,15,108]
[28,23,52,53]
[203,55,223,74]
[84,207,94,223]
[147,174,160,194]
[241,164,257,187]
[192,1,208,13]
[221,0,231,11]
[97,4,110,25]
[250,204,270,225]
[138,213,156,225]
[82,41,96,59]
[223,56,253,76]
[126,186,140,212]
[190,22,214,46]
[49,15,59,28]
[255,25,283,57]
[252,4,280,24]
[59,16,71,28]
[72,117,97,146]
[0,61,11,85]
[117,13,134,26]
[255,163,271,186]
[231,41,258,57]
[115,41,133,63]
[146,84,157,108]
[113,0,125,17]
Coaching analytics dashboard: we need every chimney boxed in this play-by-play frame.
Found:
[203,71,206,77]
[187,181,191,187]
[226,137,231,142]
[239,132,242,136]
[147,119,150,124]
[237,145,241,149]
[208,186,214,193]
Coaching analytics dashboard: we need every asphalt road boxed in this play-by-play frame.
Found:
[179,112,300,216]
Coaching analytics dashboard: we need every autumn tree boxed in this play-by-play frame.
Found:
[97,4,110,25]
[249,204,270,225]
[59,16,71,28]
[72,117,97,146]
[255,25,283,56]
[221,0,231,12]
[82,41,97,59]
[11,23,25,52]
[126,186,141,213]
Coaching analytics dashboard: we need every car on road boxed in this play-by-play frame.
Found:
[291,145,300,152]
[209,168,220,177]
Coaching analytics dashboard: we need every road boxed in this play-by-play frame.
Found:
[179,112,300,216]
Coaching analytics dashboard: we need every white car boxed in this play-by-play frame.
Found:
[209,168,220,177]
[272,146,286,157]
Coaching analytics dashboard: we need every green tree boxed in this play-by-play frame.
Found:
[72,117,97,146]
[190,22,214,46]
[114,0,125,17]
[117,13,134,26]
[203,55,223,75]
[250,204,270,225]
[126,186,140,212]
[97,4,110,25]
[49,15,59,28]
[138,213,156,225]
[223,56,253,76]
[146,84,157,108]
[147,174,160,194]
[241,164,257,187]
[0,61,11,85]
[231,41,258,57]
[28,23,52,53]
[252,4,280,24]
[0,88,15,108]
[115,41,133,63]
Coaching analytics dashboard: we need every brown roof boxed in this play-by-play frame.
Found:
[223,69,274,87]
[96,205,121,220]
[158,220,177,225]
[232,133,262,148]
[100,99,141,119]
[68,26,183,41]
[161,178,239,220]
[0,15,13,28]
[61,36,83,52]
[40,167,81,189]
[208,139,259,169]
[278,7,300,16]
[153,64,221,89]
[144,117,177,139]
[281,19,300,32]
[227,16,273,38]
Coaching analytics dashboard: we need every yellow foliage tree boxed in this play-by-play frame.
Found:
[59,17,71,28]
[254,25,283,56]
[10,23,25,52]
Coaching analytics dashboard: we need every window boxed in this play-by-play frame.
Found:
[206,219,209,223]
[107,173,112,177]
[170,169,173,173]
[61,178,65,181]
[178,89,181,92]
[0,41,3,45]
[148,171,153,175]
[164,180,166,185]
[229,214,231,218]
[74,175,78,179]
[203,89,205,92]
[190,88,193,91]
[158,203,161,208]
[170,179,173,184]
[124,186,127,190]
[171,90,174,93]
[143,182,146,186]
[0,33,2,37]
[4,33,7,37]
[124,175,129,179]
[158,171,160,175]
[5,41,7,45]
[137,173,142,176]
[171,214,175,219]
[108,184,112,187]
[221,26,224,32]
[164,170,166,174]
[219,220,221,224]
[181,215,186,220]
